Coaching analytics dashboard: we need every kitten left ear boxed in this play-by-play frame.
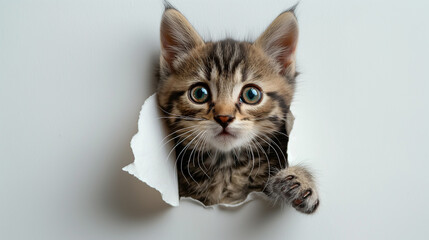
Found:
[255,9,299,78]
[160,8,204,71]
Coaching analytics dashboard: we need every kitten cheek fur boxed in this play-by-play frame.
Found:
[156,5,319,212]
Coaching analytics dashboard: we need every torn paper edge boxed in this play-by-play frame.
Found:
[123,93,294,208]
[123,94,179,206]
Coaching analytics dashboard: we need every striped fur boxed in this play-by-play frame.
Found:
[156,6,319,213]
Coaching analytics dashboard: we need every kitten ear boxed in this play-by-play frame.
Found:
[160,8,204,71]
[255,9,298,78]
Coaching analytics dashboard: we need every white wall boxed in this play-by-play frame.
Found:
[1,0,429,239]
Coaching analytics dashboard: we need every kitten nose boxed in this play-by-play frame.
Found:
[214,115,235,128]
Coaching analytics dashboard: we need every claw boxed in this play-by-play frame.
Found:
[285,175,295,181]
[302,189,312,199]
[287,183,300,192]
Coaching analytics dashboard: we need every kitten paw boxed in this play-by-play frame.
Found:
[267,166,320,214]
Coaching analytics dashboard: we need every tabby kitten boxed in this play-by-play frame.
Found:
[157,5,319,213]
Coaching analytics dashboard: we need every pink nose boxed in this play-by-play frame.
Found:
[214,115,235,128]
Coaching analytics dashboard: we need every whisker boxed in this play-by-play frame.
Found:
[159,126,199,150]
[260,132,288,167]
[198,133,210,177]
[252,115,288,122]
[245,135,256,176]
[160,125,196,143]
[188,130,207,179]
[255,134,283,169]
[258,125,289,137]
[174,130,203,184]
[158,116,207,121]
[249,138,261,178]
[191,131,204,167]
[180,130,204,185]
[158,106,207,121]
[166,128,199,164]
[250,132,271,191]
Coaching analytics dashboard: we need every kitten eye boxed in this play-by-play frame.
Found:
[190,85,210,104]
[241,85,262,104]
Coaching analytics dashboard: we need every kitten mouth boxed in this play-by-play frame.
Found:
[217,129,235,138]
[211,128,244,151]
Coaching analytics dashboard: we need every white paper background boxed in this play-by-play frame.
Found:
[1,0,429,239]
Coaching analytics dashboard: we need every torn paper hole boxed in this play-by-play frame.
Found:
[123,94,294,208]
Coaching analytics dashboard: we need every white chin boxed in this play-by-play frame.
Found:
[209,133,248,152]
[212,135,237,151]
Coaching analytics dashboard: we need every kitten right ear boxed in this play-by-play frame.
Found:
[255,9,299,78]
[160,8,204,71]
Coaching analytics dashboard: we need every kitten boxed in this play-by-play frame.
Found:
[157,5,319,213]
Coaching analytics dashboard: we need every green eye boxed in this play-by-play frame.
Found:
[241,85,262,104]
[190,85,210,103]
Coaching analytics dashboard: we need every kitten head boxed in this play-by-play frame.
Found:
[157,7,298,153]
